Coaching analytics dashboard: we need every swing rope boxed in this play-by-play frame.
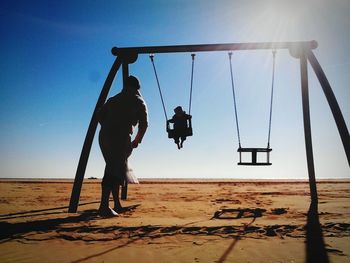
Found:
[228,52,242,148]
[188,54,195,115]
[267,50,276,148]
[149,54,168,121]
[150,54,196,120]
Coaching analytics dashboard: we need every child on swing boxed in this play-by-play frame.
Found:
[168,106,192,149]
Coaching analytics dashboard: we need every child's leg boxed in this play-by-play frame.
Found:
[180,136,186,148]
[174,137,181,149]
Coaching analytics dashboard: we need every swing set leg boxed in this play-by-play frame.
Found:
[307,50,350,166]
[300,51,318,204]
[68,57,122,213]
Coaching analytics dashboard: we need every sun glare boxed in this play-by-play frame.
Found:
[238,1,309,42]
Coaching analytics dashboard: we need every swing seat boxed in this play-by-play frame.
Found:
[237,147,272,166]
[167,127,193,139]
[167,119,193,139]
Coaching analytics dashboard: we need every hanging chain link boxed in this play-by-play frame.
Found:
[267,50,276,148]
[149,54,168,121]
[228,52,242,148]
[189,54,195,115]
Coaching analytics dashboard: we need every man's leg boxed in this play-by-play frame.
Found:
[99,185,110,210]
[99,167,118,216]
[111,184,123,212]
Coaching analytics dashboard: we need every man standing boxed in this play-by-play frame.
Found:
[97,75,148,216]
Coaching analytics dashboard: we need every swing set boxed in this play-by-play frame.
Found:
[68,41,350,213]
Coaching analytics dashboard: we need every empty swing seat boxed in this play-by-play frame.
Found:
[237,147,272,166]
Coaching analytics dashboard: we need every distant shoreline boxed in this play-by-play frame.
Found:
[0,178,349,184]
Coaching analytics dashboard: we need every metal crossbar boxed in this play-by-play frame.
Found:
[112,41,318,55]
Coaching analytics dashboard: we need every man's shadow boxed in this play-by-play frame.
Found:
[0,205,140,242]
[0,210,99,241]
[306,200,329,263]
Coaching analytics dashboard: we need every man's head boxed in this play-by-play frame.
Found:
[125,75,140,91]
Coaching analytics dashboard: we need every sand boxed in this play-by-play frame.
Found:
[0,179,349,263]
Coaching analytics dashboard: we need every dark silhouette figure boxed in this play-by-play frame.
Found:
[97,75,148,217]
[305,201,329,263]
[167,106,192,149]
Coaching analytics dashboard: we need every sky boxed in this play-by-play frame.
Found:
[0,0,349,180]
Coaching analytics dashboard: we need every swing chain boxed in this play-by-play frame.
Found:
[149,54,169,121]
[150,53,196,121]
[267,50,277,148]
[228,52,242,148]
[189,53,196,115]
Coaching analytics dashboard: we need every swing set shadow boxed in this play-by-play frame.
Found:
[68,41,350,214]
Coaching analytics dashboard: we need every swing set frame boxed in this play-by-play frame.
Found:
[68,40,350,213]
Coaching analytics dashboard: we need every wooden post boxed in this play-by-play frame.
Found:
[121,62,129,200]
[307,50,350,166]
[68,57,122,213]
[300,50,318,204]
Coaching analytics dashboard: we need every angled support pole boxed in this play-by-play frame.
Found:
[307,50,350,166]
[68,56,122,213]
[300,49,318,204]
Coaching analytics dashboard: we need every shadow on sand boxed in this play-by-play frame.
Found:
[0,198,332,262]
[0,201,101,219]
[0,205,140,242]
[0,210,99,241]
[305,201,329,263]
[215,200,331,263]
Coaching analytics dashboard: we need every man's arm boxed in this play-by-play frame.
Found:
[132,97,148,148]
[96,101,109,125]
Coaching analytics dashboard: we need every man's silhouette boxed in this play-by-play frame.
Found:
[97,75,148,216]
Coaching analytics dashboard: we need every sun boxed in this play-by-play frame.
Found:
[239,1,307,42]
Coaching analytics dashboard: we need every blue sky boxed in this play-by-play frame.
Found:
[0,0,349,179]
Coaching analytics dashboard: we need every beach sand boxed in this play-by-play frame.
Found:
[0,179,349,262]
